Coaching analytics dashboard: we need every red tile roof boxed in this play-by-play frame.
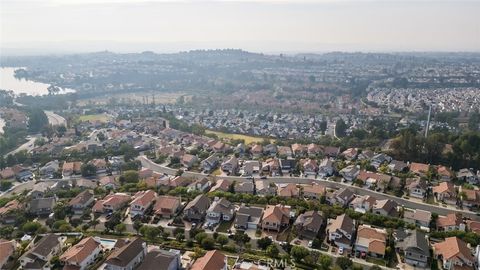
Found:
[191,250,226,270]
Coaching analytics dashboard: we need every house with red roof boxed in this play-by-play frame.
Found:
[437,165,454,182]
[191,250,226,270]
[277,183,299,198]
[433,182,457,205]
[261,204,291,231]
[409,162,430,177]
[354,225,387,258]
[437,213,465,232]
[130,190,157,217]
[433,237,475,270]
[0,239,15,268]
[153,196,181,218]
[93,193,131,213]
[60,237,101,270]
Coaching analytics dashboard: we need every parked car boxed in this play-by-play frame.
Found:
[338,247,344,255]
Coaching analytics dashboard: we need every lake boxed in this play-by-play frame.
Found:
[0,117,4,134]
[0,67,75,96]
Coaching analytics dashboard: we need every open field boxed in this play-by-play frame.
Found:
[77,91,185,106]
[205,130,274,145]
[78,113,111,123]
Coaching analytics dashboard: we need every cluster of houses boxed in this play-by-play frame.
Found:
[326,211,478,270]
[3,119,480,211]
[1,233,237,270]
[2,117,480,270]
[4,169,480,270]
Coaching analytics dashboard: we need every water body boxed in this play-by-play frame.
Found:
[0,67,75,96]
[0,117,5,134]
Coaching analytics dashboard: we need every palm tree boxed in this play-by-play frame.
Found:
[91,219,99,230]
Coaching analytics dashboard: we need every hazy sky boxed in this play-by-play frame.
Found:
[1,0,479,54]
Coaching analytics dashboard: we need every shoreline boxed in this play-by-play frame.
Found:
[0,67,76,96]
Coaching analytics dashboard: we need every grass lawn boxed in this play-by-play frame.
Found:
[366,257,387,266]
[205,130,275,145]
[426,194,438,205]
[226,257,237,268]
[212,168,222,176]
[216,219,234,233]
[78,114,111,123]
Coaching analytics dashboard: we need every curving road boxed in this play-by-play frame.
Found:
[3,135,40,158]
[138,155,480,221]
[45,111,67,126]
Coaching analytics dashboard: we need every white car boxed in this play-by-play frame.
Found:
[338,247,344,255]
[308,241,313,248]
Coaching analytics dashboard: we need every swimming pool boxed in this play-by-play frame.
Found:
[98,238,117,249]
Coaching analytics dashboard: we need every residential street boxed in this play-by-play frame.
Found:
[139,155,480,221]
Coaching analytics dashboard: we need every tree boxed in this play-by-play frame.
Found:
[468,112,480,131]
[50,255,61,269]
[47,85,61,95]
[81,163,97,177]
[133,220,143,235]
[105,212,121,231]
[335,119,348,138]
[176,233,185,242]
[233,231,250,245]
[0,225,14,238]
[58,223,73,232]
[56,125,67,136]
[90,219,99,230]
[53,202,72,220]
[195,232,208,243]
[335,257,353,270]
[97,132,106,141]
[216,234,228,247]
[27,108,48,133]
[319,121,328,134]
[257,237,273,250]
[0,156,5,170]
[170,156,180,165]
[140,226,161,243]
[119,170,139,184]
[266,244,279,258]
[201,237,215,250]
[115,223,127,234]
[290,245,309,262]
[0,181,12,192]
[162,231,170,240]
[34,138,46,146]
[22,221,42,234]
[119,144,138,162]
[318,254,332,270]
